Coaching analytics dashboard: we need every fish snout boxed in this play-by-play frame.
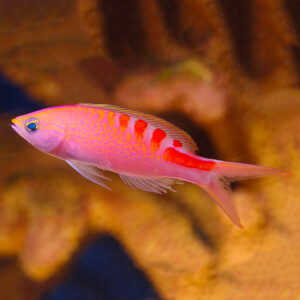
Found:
[11,118,20,131]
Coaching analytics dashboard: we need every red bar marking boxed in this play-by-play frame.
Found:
[134,119,148,139]
[119,114,130,131]
[98,109,105,120]
[173,139,182,148]
[108,111,115,126]
[150,128,166,151]
[163,147,216,171]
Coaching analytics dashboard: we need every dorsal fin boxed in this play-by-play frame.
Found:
[79,103,198,153]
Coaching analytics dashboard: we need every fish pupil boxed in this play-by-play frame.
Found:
[25,117,40,132]
[28,122,36,131]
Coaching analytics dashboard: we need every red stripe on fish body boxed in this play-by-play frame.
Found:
[150,128,167,152]
[134,119,148,140]
[173,139,182,148]
[163,147,216,171]
[119,114,130,131]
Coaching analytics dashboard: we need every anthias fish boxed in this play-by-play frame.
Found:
[11,104,288,227]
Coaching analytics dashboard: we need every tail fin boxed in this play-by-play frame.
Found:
[195,161,290,228]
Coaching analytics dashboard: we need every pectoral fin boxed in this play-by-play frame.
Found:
[66,160,111,190]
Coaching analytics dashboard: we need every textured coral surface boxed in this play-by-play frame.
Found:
[1,0,300,299]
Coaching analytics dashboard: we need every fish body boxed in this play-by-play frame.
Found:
[11,104,288,228]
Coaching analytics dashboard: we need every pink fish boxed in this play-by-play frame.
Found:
[11,104,288,227]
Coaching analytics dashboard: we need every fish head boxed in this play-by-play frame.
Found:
[11,107,67,154]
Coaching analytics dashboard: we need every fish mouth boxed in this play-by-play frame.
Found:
[11,118,18,131]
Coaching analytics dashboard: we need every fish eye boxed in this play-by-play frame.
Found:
[25,117,40,132]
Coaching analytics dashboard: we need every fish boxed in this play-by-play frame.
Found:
[11,103,289,228]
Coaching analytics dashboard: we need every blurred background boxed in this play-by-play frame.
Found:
[0,0,300,299]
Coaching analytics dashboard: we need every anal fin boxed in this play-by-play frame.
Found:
[119,174,183,194]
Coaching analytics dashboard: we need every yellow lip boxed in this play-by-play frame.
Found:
[11,118,19,130]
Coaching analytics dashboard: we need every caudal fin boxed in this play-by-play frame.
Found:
[194,161,290,228]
